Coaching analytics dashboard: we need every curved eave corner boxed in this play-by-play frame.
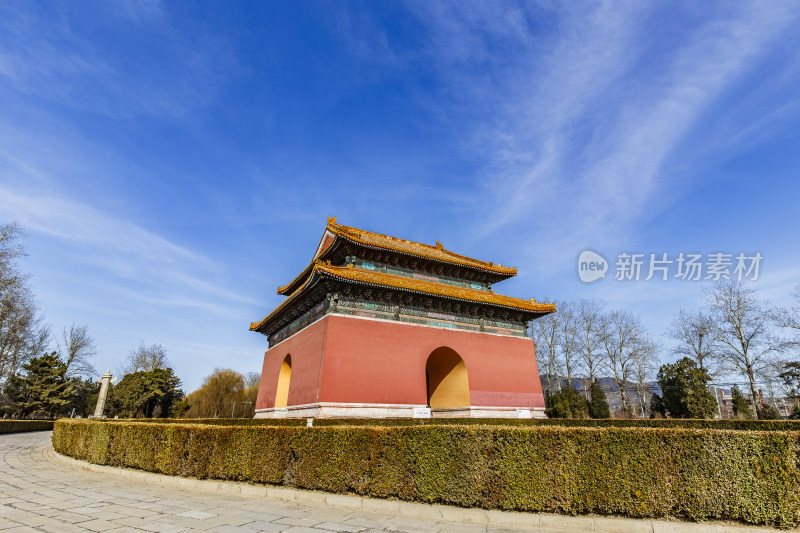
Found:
[251,270,323,334]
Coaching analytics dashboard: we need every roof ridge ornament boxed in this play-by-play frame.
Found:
[275,217,519,298]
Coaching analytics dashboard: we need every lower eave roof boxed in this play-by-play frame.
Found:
[250,262,556,333]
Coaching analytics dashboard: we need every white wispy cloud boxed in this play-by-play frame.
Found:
[409,2,800,263]
[572,3,799,232]
[0,184,258,310]
[0,1,236,121]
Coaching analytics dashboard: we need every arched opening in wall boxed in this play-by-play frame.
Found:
[425,347,470,409]
[275,355,291,408]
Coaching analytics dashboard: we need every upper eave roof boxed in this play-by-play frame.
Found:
[251,262,555,334]
[277,217,518,295]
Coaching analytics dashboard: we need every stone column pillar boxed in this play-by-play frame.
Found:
[92,369,116,418]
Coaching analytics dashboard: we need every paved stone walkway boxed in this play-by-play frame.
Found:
[0,432,782,533]
[0,432,541,533]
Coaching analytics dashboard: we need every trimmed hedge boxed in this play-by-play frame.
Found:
[53,419,800,527]
[105,416,800,431]
[0,420,55,434]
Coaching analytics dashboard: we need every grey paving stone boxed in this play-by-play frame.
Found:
[110,515,150,528]
[385,516,439,528]
[314,522,365,532]
[177,510,217,520]
[0,517,24,529]
[238,520,286,531]
[436,525,489,533]
[49,511,97,524]
[275,516,323,527]
[236,510,285,522]
[139,523,190,533]
[0,510,53,527]
[343,516,395,529]
[36,522,92,533]
[77,518,124,532]
[66,506,106,515]
[380,526,440,533]
[1,526,42,533]
[210,526,262,533]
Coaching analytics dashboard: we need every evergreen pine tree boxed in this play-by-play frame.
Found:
[587,380,611,418]
[649,393,666,418]
[544,386,589,419]
[731,385,754,419]
[758,402,782,420]
[108,367,184,418]
[656,357,717,418]
[3,352,76,419]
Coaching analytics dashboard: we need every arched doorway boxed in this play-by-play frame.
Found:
[275,355,291,408]
[425,347,470,408]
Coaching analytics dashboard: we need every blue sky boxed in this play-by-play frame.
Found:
[2,1,799,390]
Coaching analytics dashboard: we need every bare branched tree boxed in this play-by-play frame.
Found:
[184,368,245,418]
[0,222,50,383]
[774,283,800,349]
[576,299,608,396]
[603,310,638,414]
[668,308,718,375]
[630,330,659,418]
[531,300,561,396]
[557,301,580,388]
[707,280,784,419]
[59,324,97,378]
[243,371,261,417]
[123,342,169,374]
[28,325,51,361]
[758,360,787,410]
[244,372,261,390]
[0,223,25,293]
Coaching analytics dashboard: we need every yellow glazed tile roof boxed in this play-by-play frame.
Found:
[328,218,517,275]
[277,217,517,295]
[251,267,318,332]
[251,261,555,332]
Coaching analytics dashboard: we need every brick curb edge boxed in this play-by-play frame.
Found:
[47,447,782,533]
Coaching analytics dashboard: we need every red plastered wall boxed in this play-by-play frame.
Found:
[256,314,544,410]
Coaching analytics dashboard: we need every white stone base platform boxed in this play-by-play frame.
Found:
[254,402,546,419]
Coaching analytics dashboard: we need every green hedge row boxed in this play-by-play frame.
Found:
[105,416,800,431]
[52,419,800,527]
[0,420,55,433]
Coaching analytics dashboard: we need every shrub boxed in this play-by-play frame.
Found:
[53,419,800,527]
[0,420,55,433]
[95,416,800,431]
